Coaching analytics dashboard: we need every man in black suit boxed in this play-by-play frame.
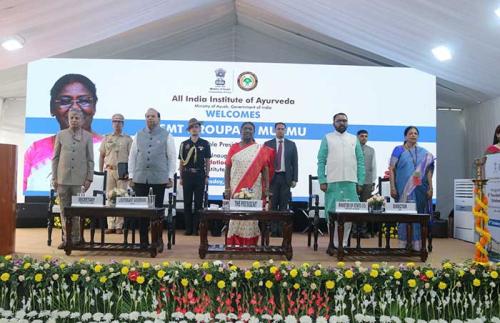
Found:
[264,122,298,236]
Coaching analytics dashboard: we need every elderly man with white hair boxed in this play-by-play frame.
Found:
[51,107,94,249]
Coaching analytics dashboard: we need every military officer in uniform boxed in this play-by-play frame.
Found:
[178,118,211,235]
[99,113,132,234]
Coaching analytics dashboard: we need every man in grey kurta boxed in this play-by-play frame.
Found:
[317,112,365,248]
[129,108,176,248]
[52,108,94,249]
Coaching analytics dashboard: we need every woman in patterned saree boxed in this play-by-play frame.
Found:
[389,126,435,250]
[224,122,274,246]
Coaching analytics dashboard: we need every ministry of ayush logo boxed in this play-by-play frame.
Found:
[237,71,258,91]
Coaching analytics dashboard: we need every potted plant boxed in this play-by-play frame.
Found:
[108,188,128,207]
[367,194,385,213]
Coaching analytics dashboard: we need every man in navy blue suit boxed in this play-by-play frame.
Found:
[264,122,298,236]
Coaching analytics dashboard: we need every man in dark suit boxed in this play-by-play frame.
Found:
[264,122,298,236]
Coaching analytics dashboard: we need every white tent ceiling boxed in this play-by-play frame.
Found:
[1,0,500,107]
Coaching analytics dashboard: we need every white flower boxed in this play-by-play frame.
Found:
[231,281,237,288]
[249,317,260,323]
[310,283,317,290]
[185,311,195,320]
[81,313,92,321]
[213,260,222,267]
[273,314,283,321]
[58,311,70,318]
[172,312,185,319]
[80,269,88,276]
[261,314,272,320]
[86,276,91,282]
[404,318,415,323]
[129,311,140,321]
[215,313,226,321]
[299,316,313,323]
[241,313,251,321]
[285,315,298,323]
[104,313,114,321]
[317,317,328,323]
[193,279,199,286]
[18,275,25,282]
[93,313,104,321]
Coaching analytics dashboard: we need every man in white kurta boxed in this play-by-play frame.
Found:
[317,113,365,248]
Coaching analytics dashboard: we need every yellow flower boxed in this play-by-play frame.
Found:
[280,261,289,266]
[442,262,453,270]
[23,263,31,270]
[162,261,170,267]
[121,259,131,266]
[70,274,79,282]
[59,263,66,270]
[473,278,481,287]
[490,271,498,279]
[438,281,447,290]
[370,270,379,278]
[314,270,322,277]
[394,271,402,280]
[142,262,151,269]
[34,273,43,283]
[230,265,238,271]
[344,270,354,279]
[1,273,10,282]
[79,258,86,263]
[202,262,209,269]
[137,276,145,284]
[290,269,298,278]
[121,267,129,275]
[408,279,417,288]
[217,280,226,289]
[4,255,12,261]
[157,270,166,279]
[337,262,345,268]
[252,261,260,269]
[181,278,189,287]
[99,276,108,283]
[244,271,253,280]
[265,280,273,288]
[293,283,300,290]
[204,274,213,282]
[406,262,416,268]
[363,283,373,293]
[270,266,278,274]
[94,264,103,273]
[182,262,192,269]
[325,280,335,289]
[371,263,380,270]
[458,270,465,277]
[425,270,434,279]
[302,262,310,268]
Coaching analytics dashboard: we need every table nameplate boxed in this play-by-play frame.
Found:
[71,195,103,207]
[116,196,149,208]
[335,202,368,213]
[385,202,417,214]
[229,199,263,211]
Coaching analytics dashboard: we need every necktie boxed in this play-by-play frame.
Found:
[276,140,283,171]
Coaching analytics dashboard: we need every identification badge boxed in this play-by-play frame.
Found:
[412,171,422,186]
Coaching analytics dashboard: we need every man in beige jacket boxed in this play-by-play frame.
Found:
[99,113,132,234]
[52,107,94,249]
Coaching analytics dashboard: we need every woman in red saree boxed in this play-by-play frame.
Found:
[224,122,274,246]
[485,124,500,155]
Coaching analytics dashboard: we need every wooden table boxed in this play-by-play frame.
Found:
[199,209,294,260]
[327,211,429,261]
[64,206,165,257]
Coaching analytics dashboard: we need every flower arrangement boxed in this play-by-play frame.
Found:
[0,255,498,322]
[367,194,385,213]
[107,188,128,205]
[235,188,255,200]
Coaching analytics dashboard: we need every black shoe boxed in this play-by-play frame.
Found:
[140,243,149,250]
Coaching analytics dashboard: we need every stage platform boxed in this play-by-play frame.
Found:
[14,228,474,266]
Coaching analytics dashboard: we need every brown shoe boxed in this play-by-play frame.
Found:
[57,242,66,249]
[115,229,123,234]
[105,229,115,234]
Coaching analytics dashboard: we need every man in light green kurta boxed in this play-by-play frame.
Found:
[317,112,365,247]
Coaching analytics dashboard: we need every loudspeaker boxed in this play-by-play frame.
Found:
[16,203,48,228]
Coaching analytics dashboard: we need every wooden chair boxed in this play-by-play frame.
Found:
[47,171,107,246]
